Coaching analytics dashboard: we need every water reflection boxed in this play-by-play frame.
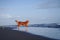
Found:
[13,27,60,39]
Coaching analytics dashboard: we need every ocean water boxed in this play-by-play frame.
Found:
[13,27,60,39]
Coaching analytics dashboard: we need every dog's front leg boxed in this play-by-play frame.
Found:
[17,25,20,30]
[18,27,20,30]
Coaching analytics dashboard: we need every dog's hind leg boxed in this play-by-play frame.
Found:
[25,25,28,32]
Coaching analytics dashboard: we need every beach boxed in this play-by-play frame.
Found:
[0,29,57,40]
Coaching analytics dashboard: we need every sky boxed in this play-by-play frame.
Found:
[0,0,60,26]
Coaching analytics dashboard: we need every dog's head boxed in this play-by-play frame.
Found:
[15,20,19,22]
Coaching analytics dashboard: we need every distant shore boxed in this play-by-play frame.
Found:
[0,29,57,40]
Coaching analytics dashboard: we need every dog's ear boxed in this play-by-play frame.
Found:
[15,20,17,22]
[15,20,18,22]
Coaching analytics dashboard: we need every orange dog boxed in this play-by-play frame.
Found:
[15,20,29,31]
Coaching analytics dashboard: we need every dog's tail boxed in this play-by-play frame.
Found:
[26,20,29,23]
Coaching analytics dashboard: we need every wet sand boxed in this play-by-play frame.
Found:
[0,29,57,40]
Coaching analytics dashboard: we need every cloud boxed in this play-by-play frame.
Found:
[0,14,12,18]
[0,14,20,19]
[36,0,60,9]
[0,8,15,11]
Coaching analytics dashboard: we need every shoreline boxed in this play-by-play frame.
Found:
[0,29,57,40]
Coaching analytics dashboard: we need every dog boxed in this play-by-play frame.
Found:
[15,20,29,31]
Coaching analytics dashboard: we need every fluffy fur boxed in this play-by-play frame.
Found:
[15,20,29,31]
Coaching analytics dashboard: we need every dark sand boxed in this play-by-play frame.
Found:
[0,29,57,40]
